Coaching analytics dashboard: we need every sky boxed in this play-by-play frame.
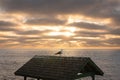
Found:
[0,0,120,49]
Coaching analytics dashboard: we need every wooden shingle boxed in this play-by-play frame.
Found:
[15,56,104,80]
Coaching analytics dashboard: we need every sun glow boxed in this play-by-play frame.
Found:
[47,31,75,37]
[64,27,77,32]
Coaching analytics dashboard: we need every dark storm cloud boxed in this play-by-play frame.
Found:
[0,21,18,31]
[69,22,108,30]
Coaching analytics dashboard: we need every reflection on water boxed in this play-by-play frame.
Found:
[0,49,120,80]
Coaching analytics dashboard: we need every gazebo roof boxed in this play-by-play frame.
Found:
[15,55,104,80]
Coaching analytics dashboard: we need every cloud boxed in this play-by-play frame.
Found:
[111,14,120,25]
[106,38,120,46]
[1,0,119,26]
[15,30,41,35]
[0,21,18,31]
[69,22,108,30]
[0,0,119,17]
[82,39,104,46]
[109,28,120,35]
[0,34,17,39]
[14,29,54,36]
[0,21,16,26]
[25,17,66,25]
[0,0,120,48]
[0,0,98,14]
[75,30,107,37]
[0,36,17,48]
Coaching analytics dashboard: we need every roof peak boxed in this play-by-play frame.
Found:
[15,55,104,80]
[34,55,90,58]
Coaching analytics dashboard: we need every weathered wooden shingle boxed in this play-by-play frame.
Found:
[15,56,104,80]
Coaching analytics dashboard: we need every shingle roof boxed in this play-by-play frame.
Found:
[15,56,104,80]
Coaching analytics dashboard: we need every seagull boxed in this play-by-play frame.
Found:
[55,49,63,56]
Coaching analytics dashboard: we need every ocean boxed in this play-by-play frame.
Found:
[0,49,120,80]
